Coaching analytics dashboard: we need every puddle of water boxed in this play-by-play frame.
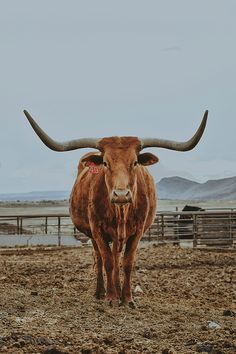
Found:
[0,234,82,247]
[140,240,193,248]
[0,235,193,249]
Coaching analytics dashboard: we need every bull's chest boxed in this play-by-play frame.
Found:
[100,206,142,239]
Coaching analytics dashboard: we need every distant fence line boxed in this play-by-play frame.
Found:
[0,210,236,248]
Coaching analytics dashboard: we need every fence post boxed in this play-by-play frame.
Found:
[17,216,20,234]
[20,217,23,235]
[45,217,48,234]
[58,217,61,246]
[148,226,151,242]
[193,214,197,248]
[173,212,179,246]
[161,214,164,242]
[229,211,233,247]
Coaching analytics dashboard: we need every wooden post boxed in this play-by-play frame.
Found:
[148,226,151,242]
[229,211,233,247]
[20,217,23,235]
[17,216,20,234]
[173,212,179,246]
[45,216,48,234]
[156,216,159,242]
[161,215,164,242]
[58,217,61,246]
[193,214,197,248]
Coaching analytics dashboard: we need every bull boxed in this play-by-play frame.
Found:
[176,205,205,241]
[23,109,208,307]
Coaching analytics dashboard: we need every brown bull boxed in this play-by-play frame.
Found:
[23,110,208,307]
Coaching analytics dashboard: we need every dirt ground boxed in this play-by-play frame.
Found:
[0,244,235,354]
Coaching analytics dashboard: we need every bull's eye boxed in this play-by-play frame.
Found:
[134,161,138,166]
[103,161,108,167]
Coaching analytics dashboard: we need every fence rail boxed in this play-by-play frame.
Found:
[0,211,236,248]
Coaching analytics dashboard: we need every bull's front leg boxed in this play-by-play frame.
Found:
[122,231,143,308]
[91,227,117,303]
[112,240,122,299]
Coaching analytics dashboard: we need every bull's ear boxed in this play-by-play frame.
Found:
[82,154,103,166]
[138,153,159,166]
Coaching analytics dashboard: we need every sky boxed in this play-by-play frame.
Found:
[1,0,236,193]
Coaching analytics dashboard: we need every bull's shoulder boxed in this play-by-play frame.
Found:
[138,166,156,189]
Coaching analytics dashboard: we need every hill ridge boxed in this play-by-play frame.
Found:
[157,175,236,200]
[1,175,236,201]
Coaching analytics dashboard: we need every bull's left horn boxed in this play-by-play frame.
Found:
[141,110,208,151]
[23,110,100,151]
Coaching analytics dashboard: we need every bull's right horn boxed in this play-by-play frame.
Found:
[23,110,100,152]
[141,110,208,151]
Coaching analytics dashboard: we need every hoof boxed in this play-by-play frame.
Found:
[128,301,136,309]
[95,291,106,300]
[105,294,119,307]
[107,299,119,308]
[119,300,137,309]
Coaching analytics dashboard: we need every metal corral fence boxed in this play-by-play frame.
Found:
[146,211,236,248]
[0,210,236,248]
[0,214,79,246]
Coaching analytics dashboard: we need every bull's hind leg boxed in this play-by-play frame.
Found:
[92,239,105,299]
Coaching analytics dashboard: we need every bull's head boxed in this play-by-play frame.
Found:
[81,137,159,204]
[23,110,208,204]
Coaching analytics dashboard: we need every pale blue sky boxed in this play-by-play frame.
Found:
[1,1,236,193]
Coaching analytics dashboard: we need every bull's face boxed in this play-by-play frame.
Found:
[82,137,159,204]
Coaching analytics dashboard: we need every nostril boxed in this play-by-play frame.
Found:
[112,189,132,201]
[111,189,132,203]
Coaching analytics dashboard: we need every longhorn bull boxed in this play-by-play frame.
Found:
[23,109,208,307]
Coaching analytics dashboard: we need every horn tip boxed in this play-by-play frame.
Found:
[202,110,208,124]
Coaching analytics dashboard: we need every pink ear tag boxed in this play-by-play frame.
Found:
[88,162,100,174]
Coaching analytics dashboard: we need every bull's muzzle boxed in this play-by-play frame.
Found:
[111,189,132,204]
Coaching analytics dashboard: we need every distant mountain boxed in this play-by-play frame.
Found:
[2,175,236,201]
[0,190,70,202]
[157,176,236,200]
[157,176,199,199]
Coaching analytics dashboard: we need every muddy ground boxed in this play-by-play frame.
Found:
[0,245,235,354]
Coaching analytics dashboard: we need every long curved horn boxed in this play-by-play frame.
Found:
[23,110,100,151]
[141,110,208,151]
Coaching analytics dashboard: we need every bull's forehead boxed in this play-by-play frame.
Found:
[98,137,141,166]
[98,136,141,152]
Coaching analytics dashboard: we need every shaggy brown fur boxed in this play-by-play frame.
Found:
[70,137,158,306]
